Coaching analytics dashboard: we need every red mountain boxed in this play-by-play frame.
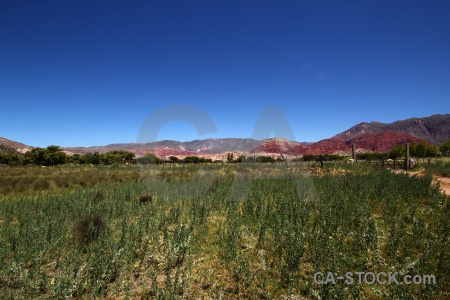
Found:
[306,137,349,155]
[347,130,424,152]
[250,138,309,155]
[252,131,426,156]
[303,131,425,155]
[335,114,450,144]
[4,114,444,159]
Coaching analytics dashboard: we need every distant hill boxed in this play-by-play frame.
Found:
[63,138,263,156]
[0,137,31,154]
[250,138,309,156]
[3,113,449,159]
[334,114,450,144]
[304,131,425,155]
[62,114,448,158]
[249,131,426,156]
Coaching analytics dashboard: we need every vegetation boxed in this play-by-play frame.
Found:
[2,139,449,168]
[425,159,450,177]
[0,146,136,167]
[227,152,234,162]
[440,140,450,156]
[0,165,141,195]
[303,154,344,162]
[0,163,449,299]
[136,153,163,164]
[388,145,405,159]
[410,141,439,158]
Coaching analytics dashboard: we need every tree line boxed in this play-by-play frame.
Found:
[0,146,218,166]
[0,146,135,166]
[1,140,450,167]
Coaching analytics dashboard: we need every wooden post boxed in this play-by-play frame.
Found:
[352,143,356,161]
[405,143,410,170]
[319,154,324,168]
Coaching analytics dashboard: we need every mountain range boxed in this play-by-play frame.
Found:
[334,114,450,144]
[2,114,449,158]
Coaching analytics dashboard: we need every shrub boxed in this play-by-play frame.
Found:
[139,194,152,204]
[73,214,105,245]
[93,191,106,202]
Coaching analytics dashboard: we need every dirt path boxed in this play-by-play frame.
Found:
[391,169,450,196]
[434,176,450,196]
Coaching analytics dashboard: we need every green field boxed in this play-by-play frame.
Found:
[0,163,449,299]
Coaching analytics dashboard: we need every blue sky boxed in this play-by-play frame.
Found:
[1,1,449,147]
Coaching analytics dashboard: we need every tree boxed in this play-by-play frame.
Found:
[440,140,450,156]
[0,153,21,166]
[101,150,135,165]
[410,142,428,158]
[68,154,86,164]
[183,156,200,164]
[410,142,439,158]
[136,153,163,164]
[22,146,66,166]
[86,152,101,165]
[169,156,180,163]
[44,145,66,166]
[389,145,405,159]
[236,155,245,163]
[24,148,45,165]
[426,144,439,157]
[227,153,234,162]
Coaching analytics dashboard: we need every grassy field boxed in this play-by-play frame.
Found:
[0,163,449,299]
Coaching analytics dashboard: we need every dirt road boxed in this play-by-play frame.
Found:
[434,176,450,195]
[392,169,450,196]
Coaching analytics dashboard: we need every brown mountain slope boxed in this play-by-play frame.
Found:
[305,131,425,155]
[0,137,31,154]
[253,131,426,156]
[334,114,450,144]
[347,131,424,152]
[250,138,309,155]
[64,138,262,156]
[3,114,446,158]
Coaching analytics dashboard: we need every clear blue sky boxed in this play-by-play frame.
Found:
[1,1,449,147]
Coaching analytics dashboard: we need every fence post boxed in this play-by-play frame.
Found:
[352,143,356,161]
[405,143,410,170]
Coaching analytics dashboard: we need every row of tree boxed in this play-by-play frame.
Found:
[0,146,135,166]
[1,140,450,167]
[388,141,442,159]
[136,154,215,164]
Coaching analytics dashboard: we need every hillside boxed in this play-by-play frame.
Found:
[304,131,425,155]
[2,114,448,159]
[64,138,262,157]
[250,131,426,156]
[0,137,31,154]
[334,114,450,144]
[250,138,309,156]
